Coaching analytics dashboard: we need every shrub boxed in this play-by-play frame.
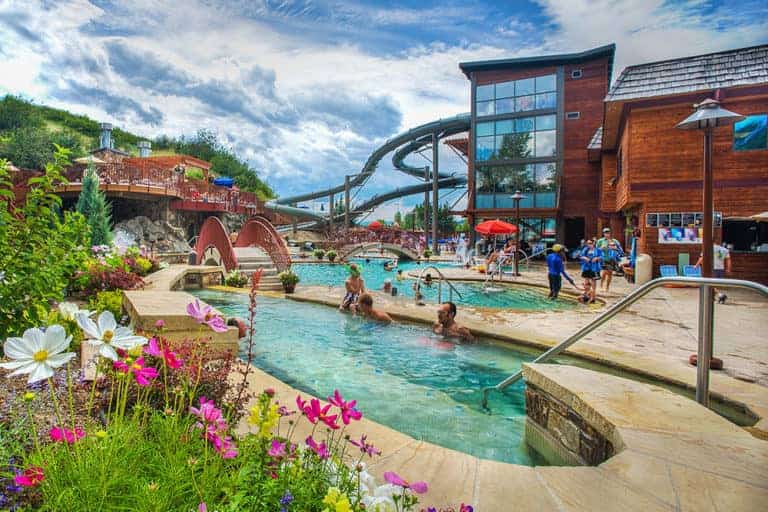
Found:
[125,256,154,276]
[313,248,325,260]
[88,290,124,319]
[277,269,299,287]
[325,249,337,262]
[423,248,433,258]
[0,150,90,342]
[73,262,144,297]
[224,270,249,288]
[75,163,112,246]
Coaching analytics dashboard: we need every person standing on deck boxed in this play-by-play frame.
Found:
[579,238,603,304]
[695,243,732,303]
[546,244,575,299]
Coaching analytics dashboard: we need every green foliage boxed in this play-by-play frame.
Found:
[393,211,402,225]
[184,167,205,180]
[313,248,326,260]
[88,290,124,318]
[155,130,275,199]
[224,270,249,288]
[0,151,91,341]
[0,95,44,131]
[0,126,55,169]
[455,219,470,232]
[325,249,337,262]
[402,203,456,234]
[75,163,113,246]
[423,248,433,258]
[277,269,300,286]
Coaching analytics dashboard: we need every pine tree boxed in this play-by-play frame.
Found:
[76,163,112,246]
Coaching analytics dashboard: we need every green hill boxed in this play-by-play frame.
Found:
[0,95,275,199]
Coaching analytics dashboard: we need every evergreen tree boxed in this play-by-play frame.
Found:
[76,162,112,246]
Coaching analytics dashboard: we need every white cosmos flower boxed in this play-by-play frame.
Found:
[58,302,94,321]
[0,325,76,383]
[76,311,146,361]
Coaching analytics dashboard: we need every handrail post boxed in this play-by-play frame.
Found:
[696,284,715,406]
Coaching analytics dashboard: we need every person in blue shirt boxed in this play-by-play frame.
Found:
[546,244,575,299]
[579,238,603,304]
[599,241,624,293]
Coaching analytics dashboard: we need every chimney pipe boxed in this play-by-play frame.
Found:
[138,140,152,158]
[99,122,113,150]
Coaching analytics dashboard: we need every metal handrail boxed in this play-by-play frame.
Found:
[480,276,768,409]
[416,265,463,303]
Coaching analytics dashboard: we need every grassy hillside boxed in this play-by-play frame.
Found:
[0,95,275,199]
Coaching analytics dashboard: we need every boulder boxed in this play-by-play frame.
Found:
[114,216,191,253]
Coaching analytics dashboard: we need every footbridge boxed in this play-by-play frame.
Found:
[329,228,423,261]
[195,216,291,280]
[265,114,470,233]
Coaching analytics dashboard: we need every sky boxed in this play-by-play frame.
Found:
[1,0,766,219]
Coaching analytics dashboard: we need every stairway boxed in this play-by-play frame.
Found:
[233,247,284,291]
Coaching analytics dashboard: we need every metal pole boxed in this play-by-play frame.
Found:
[702,127,713,278]
[344,176,350,229]
[514,198,521,276]
[292,204,297,235]
[423,166,429,246]
[329,192,334,235]
[432,133,439,254]
[696,284,714,406]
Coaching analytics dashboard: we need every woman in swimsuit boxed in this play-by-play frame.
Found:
[340,263,365,312]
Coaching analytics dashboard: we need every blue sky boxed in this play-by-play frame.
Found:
[1,0,767,217]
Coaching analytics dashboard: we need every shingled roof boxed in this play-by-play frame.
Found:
[605,44,768,102]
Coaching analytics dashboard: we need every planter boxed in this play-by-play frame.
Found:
[283,283,296,294]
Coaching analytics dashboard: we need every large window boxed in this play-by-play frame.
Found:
[733,114,767,151]
[476,74,556,118]
[475,162,557,208]
[475,115,556,161]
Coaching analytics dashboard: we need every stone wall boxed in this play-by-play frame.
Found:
[525,383,614,466]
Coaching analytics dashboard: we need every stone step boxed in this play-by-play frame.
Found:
[237,256,274,263]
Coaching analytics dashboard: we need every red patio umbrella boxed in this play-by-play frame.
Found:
[367,220,384,231]
[475,219,518,235]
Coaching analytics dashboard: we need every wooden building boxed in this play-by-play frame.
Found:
[596,44,768,283]
[459,45,615,249]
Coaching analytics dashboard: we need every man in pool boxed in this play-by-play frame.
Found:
[340,263,365,312]
[433,302,474,341]
[356,293,393,323]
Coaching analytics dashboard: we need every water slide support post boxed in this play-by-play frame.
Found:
[344,175,350,229]
[432,132,439,254]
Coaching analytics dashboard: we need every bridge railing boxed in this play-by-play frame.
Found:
[328,228,424,255]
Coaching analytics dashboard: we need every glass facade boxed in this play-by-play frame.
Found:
[473,72,559,212]
[475,162,556,208]
[477,216,557,242]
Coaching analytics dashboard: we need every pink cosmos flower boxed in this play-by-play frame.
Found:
[155,319,165,329]
[460,504,474,512]
[384,471,428,494]
[186,300,228,333]
[268,438,286,458]
[296,395,307,412]
[304,398,340,430]
[49,426,85,444]
[191,397,225,426]
[129,357,159,386]
[328,389,363,425]
[211,433,238,459]
[198,503,207,512]
[14,466,44,487]
[305,435,329,459]
[144,338,183,369]
[349,434,381,457]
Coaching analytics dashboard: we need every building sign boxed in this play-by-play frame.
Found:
[658,227,702,244]
[647,211,722,244]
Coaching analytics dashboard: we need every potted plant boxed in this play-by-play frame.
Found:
[278,269,300,293]
[313,249,326,260]
[423,248,433,260]
[326,249,337,262]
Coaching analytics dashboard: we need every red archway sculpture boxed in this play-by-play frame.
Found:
[234,216,291,272]
[195,216,238,271]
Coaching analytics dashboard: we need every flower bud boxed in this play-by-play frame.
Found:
[95,430,107,439]
[23,392,36,402]
[264,388,275,397]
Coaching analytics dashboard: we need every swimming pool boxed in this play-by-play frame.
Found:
[294,260,576,311]
[193,289,548,465]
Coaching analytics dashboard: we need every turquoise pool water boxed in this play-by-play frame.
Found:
[294,260,576,311]
[193,289,548,465]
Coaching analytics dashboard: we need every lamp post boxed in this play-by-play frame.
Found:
[510,190,527,276]
[675,98,743,407]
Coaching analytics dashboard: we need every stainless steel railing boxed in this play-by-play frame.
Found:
[416,265,463,303]
[480,276,768,410]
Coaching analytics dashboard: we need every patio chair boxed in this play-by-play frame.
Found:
[659,265,679,277]
[682,265,702,277]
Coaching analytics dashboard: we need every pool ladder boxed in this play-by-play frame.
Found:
[415,265,463,303]
[480,276,768,411]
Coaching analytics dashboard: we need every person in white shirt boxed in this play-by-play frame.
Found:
[695,244,732,303]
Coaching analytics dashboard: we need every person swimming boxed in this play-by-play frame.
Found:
[396,269,405,281]
[356,293,392,323]
[433,302,473,341]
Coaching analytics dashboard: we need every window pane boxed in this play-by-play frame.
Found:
[535,130,556,157]
[495,98,514,115]
[515,95,535,112]
[476,136,495,161]
[535,163,557,207]
[476,84,494,102]
[476,100,494,117]
[495,81,515,99]
[733,114,768,151]
[536,114,556,130]
[495,119,514,135]
[515,117,535,132]
[497,133,533,159]
[535,74,556,93]
[516,77,535,96]
[476,122,494,137]
[535,92,556,110]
